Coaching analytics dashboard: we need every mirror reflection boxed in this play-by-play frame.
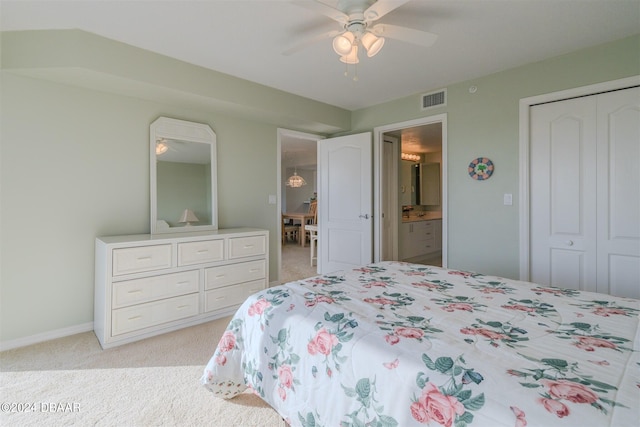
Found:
[156,139,212,227]
[150,117,217,234]
[408,162,440,206]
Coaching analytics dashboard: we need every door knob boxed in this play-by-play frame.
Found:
[359,214,370,219]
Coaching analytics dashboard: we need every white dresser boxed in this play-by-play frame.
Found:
[94,228,268,348]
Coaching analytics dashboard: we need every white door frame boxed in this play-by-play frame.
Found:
[277,128,324,284]
[373,113,448,266]
[518,75,640,281]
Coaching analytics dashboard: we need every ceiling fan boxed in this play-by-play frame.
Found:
[284,0,438,66]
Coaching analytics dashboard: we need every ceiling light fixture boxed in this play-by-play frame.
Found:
[286,1,439,80]
[401,153,421,162]
[332,21,385,80]
[286,168,307,188]
[156,139,169,155]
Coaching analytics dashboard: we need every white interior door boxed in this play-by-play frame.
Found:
[318,133,373,273]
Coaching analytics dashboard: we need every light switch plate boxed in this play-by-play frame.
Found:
[268,195,276,205]
[503,193,513,206]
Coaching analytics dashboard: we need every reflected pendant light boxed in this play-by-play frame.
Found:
[286,168,307,188]
[156,139,169,155]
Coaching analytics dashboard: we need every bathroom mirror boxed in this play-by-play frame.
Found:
[150,117,217,234]
[420,162,441,206]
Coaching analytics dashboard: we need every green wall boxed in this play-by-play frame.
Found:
[353,34,640,278]
[157,161,211,227]
[1,29,638,345]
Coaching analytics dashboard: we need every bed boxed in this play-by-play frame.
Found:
[202,261,639,426]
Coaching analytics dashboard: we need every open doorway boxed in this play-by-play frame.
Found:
[277,129,322,284]
[374,114,447,267]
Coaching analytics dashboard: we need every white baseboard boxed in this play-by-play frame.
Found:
[0,322,94,352]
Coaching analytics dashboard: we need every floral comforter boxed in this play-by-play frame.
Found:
[202,261,639,427]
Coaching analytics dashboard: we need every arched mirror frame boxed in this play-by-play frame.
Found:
[150,117,218,234]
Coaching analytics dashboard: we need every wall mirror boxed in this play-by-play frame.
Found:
[150,117,218,234]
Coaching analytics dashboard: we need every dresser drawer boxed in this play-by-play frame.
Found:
[204,280,265,312]
[112,270,199,309]
[228,235,266,259]
[111,293,199,336]
[178,239,224,266]
[205,260,266,290]
[112,245,172,276]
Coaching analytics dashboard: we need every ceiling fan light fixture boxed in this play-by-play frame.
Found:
[339,45,359,64]
[156,139,169,155]
[332,31,355,56]
[361,31,385,57]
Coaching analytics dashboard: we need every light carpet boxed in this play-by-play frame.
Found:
[280,241,317,284]
[0,317,287,427]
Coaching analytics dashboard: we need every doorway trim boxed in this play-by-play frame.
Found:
[518,75,639,281]
[277,128,324,284]
[373,113,448,266]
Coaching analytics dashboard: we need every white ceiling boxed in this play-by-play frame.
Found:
[2,0,638,111]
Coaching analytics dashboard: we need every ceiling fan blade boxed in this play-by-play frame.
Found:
[364,0,411,22]
[282,29,341,56]
[291,0,349,24]
[371,24,438,47]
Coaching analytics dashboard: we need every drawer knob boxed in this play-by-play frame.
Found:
[127,289,143,294]
[243,245,254,249]
[197,249,209,254]
[128,315,142,321]
[136,256,152,262]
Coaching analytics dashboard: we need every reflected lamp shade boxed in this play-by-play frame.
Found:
[178,209,199,226]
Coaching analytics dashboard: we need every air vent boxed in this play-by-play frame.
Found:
[421,89,447,110]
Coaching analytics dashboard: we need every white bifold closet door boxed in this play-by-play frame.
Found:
[530,86,639,299]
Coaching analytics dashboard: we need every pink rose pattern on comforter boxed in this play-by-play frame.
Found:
[202,261,639,427]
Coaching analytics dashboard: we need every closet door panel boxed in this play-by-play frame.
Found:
[608,255,640,298]
[596,87,640,298]
[530,97,597,291]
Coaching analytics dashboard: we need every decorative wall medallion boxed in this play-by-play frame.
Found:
[468,157,494,180]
